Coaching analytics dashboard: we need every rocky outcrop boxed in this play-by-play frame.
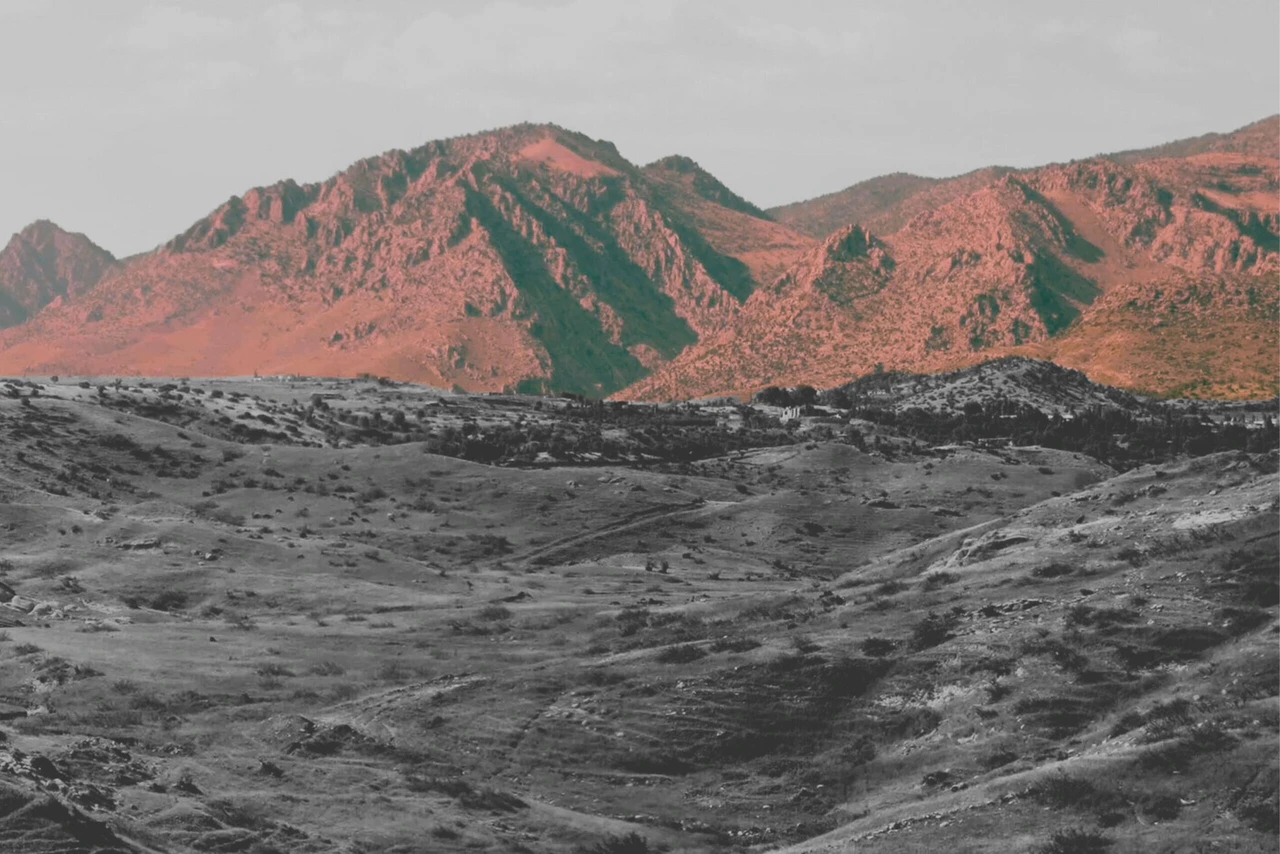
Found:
[0,221,117,328]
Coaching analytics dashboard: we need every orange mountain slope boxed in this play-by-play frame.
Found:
[622,118,1279,400]
[0,125,812,396]
[0,118,1275,400]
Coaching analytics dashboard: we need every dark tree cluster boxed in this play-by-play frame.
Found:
[847,400,1277,470]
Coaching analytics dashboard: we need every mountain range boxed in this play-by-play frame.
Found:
[0,117,1275,399]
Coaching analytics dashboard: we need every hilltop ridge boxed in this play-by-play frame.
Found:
[0,117,1275,401]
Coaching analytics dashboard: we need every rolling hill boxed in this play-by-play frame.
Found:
[0,372,1273,852]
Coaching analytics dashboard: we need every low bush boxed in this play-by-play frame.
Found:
[910,610,960,650]
[873,580,907,596]
[859,637,897,657]
[311,661,345,676]
[583,832,653,854]
[1032,562,1075,578]
[1027,774,1125,815]
[477,604,512,622]
[1139,721,1237,772]
[921,571,958,590]
[1034,828,1114,854]
[149,590,189,612]
[709,636,761,653]
[656,644,707,664]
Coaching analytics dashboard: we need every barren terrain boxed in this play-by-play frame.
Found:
[0,365,1275,853]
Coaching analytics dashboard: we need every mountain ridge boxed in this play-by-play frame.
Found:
[624,130,1279,400]
[0,117,1274,401]
[0,123,812,396]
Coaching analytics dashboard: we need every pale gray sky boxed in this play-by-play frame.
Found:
[1,0,1276,257]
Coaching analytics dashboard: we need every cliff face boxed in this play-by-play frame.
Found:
[0,126,811,396]
[0,221,117,328]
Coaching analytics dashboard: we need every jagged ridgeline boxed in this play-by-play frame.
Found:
[0,124,805,397]
[0,117,1276,399]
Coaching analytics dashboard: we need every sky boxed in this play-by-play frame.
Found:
[1,0,1277,257]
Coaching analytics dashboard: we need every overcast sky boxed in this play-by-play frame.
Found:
[2,0,1276,257]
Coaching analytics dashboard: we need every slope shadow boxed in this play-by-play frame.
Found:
[463,182,646,397]
[492,174,698,360]
[1027,252,1102,336]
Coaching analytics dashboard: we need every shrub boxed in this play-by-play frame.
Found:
[615,607,650,637]
[1032,563,1075,578]
[311,661,345,676]
[1140,721,1237,772]
[921,571,958,590]
[1020,636,1089,672]
[581,669,628,687]
[584,832,652,854]
[859,637,897,657]
[1109,711,1145,737]
[1035,828,1114,854]
[1116,546,1145,567]
[656,644,707,664]
[477,604,511,622]
[980,748,1018,769]
[377,660,409,682]
[1141,791,1183,820]
[910,611,959,650]
[1028,774,1125,815]
[149,590,189,612]
[874,580,907,596]
[709,636,761,653]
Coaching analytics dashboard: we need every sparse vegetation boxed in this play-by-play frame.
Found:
[0,373,1272,853]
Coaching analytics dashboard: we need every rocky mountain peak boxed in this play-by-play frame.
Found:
[0,220,117,329]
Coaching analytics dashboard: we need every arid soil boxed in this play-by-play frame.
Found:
[0,370,1275,853]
